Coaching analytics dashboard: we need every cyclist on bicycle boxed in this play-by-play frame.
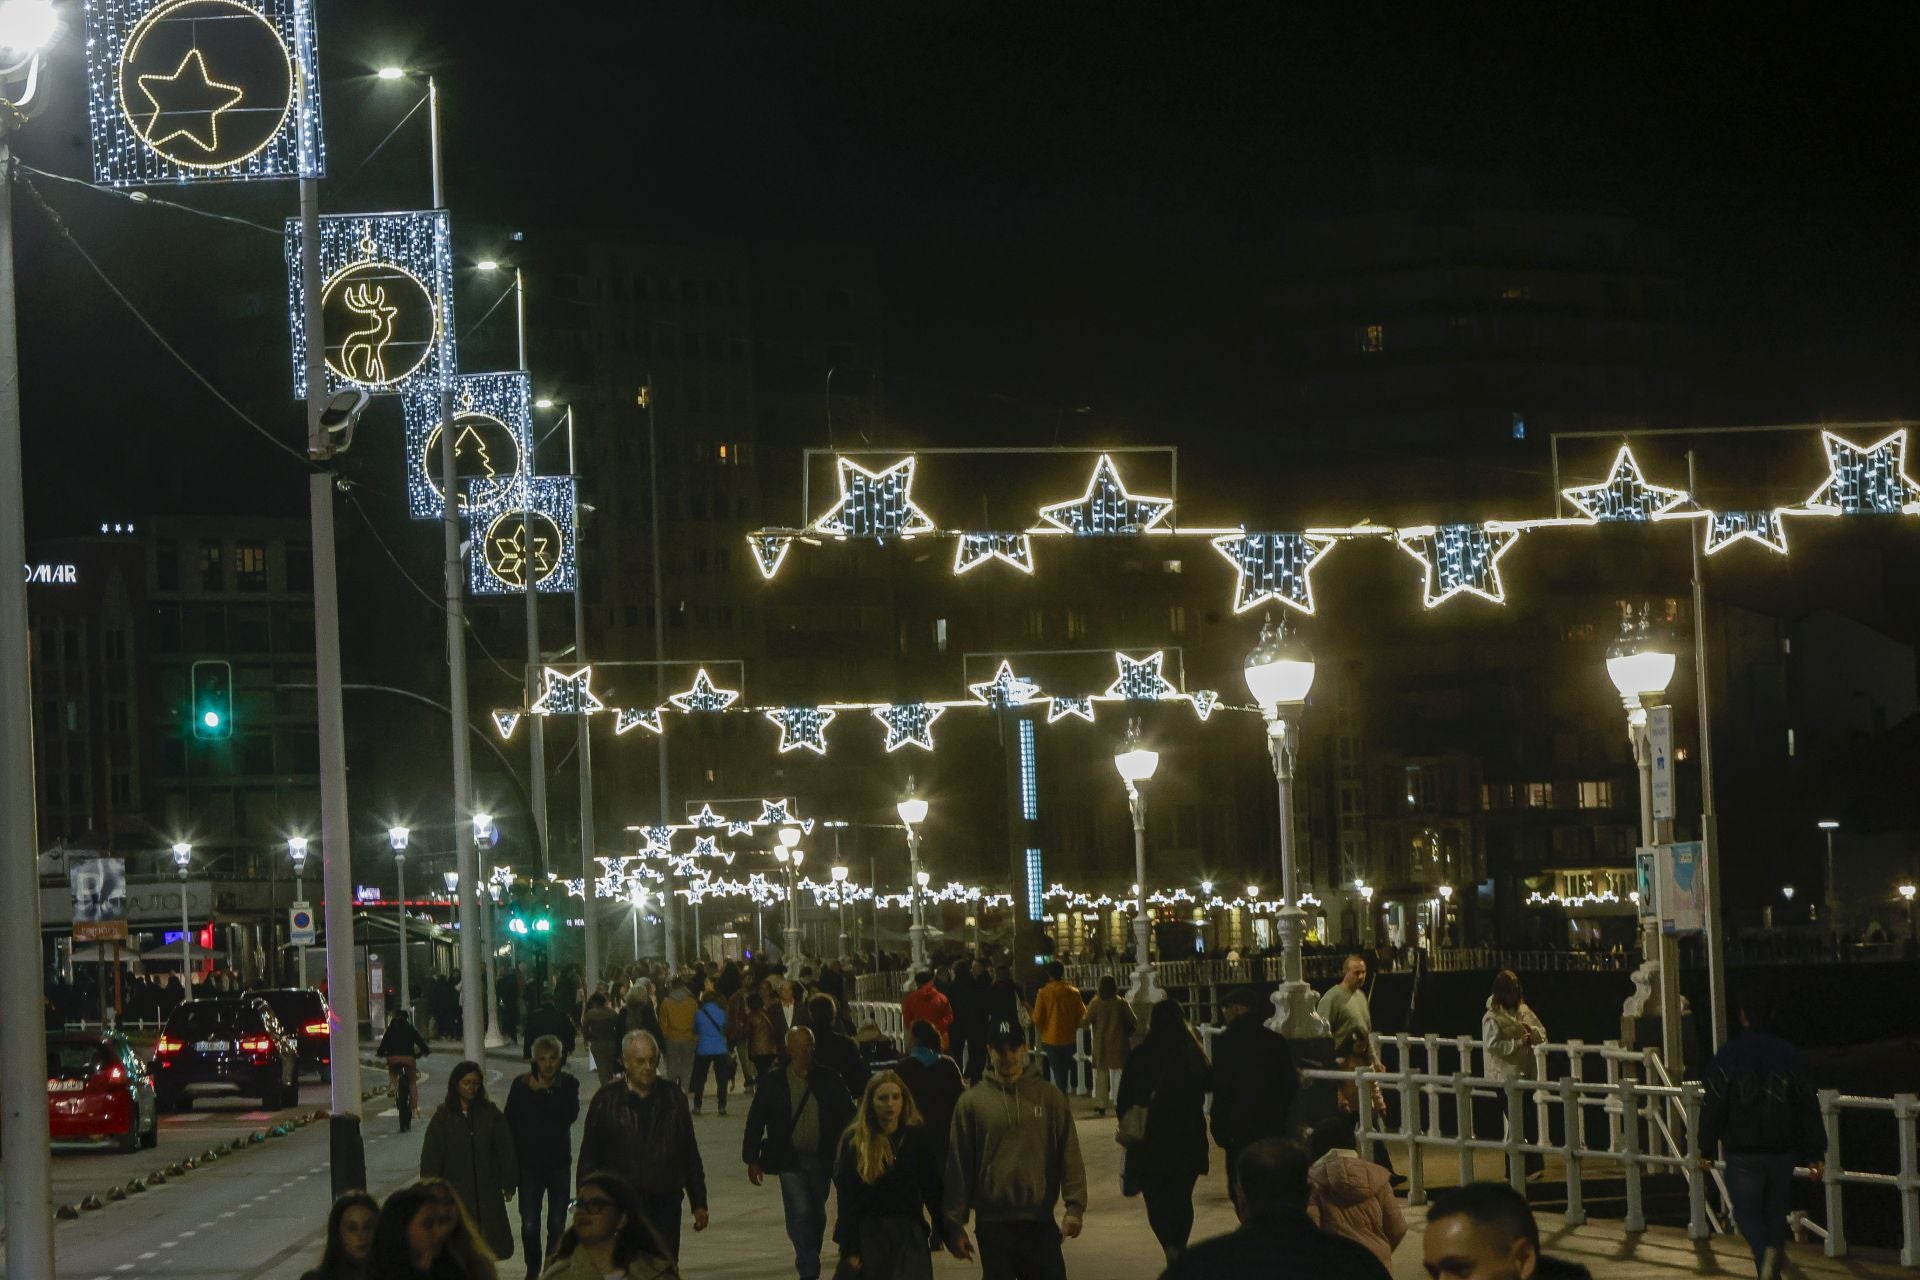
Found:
[376,1009,431,1126]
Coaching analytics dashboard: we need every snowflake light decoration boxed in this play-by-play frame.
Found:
[668,669,739,713]
[1210,532,1335,615]
[465,474,578,596]
[1104,651,1176,702]
[765,706,834,755]
[953,532,1035,575]
[1396,524,1521,607]
[1037,454,1173,535]
[402,372,530,521]
[1562,446,1690,522]
[1804,430,1920,515]
[287,211,454,397]
[812,457,935,540]
[874,703,943,752]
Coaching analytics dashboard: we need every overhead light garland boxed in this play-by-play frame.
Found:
[1038,453,1173,535]
[530,666,603,716]
[954,532,1034,575]
[874,703,943,752]
[813,457,935,540]
[669,669,739,714]
[766,706,834,755]
[1396,524,1523,608]
[614,707,662,736]
[1561,445,1690,522]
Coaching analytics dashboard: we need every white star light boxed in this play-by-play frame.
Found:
[1190,690,1220,721]
[1210,532,1335,615]
[747,533,796,579]
[1396,524,1522,607]
[968,660,1041,708]
[640,826,674,853]
[1561,446,1690,522]
[669,669,739,713]
[1704,510,1791,556]
[1804,430,1920,515]
[491,710,521,739]
[1047,697,1096,724]
[874,703,944,752]
[530,666,605,716]
[812,456,936,540]
[614,707,663,736]
[692,836,719,857]
[765,706,835,755]
[1104,651,1177,702]
[953,532,1035,575]
[1038,454,1174,535]
[758,800,792,826]
[689,804,726,828]
[728,822,756,837]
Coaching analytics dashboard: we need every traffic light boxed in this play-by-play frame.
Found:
[191,660,233,740]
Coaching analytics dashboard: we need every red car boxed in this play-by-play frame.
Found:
[48,1031,158,1152]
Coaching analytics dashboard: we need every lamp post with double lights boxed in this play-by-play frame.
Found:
[1243,614,1329,1041]
[897,788,930,988]
[388,828,412,1023]
[172,842,193,983]
[832,864,851,958]
[1437,883,1454,949]
[1818,821,1841,938]
[1112,722,1162,1006]
[289,837,310,984]
[775,826,805,961]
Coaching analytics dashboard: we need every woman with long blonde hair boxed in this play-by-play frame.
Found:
[831,1070,941,1279]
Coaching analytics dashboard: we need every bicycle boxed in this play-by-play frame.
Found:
[387,1055,418,1131]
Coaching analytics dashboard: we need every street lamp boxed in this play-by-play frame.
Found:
[1112,721,1162,1005]
[897,785,930,988]
[831,864,851,957]
[1437,883,1454,948]
[1605,608,1677,1039]
[288,837,310,984]
[389,827,412,1023]
[171,842,193,985]
[629,885,647,962]
[774,845,803,962]
[1900,882,1916,945]
[1818,820,1840,935]
[1244,613,1328,1040]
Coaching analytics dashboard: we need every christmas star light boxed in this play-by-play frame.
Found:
[813,457,936,540]
[1804,429,1920,515]
[1210,532,1335,615]
[728,822,756,837]
[669,669,739,713]
[692,836,719,857]
[640,826,674,853]
[1190,690,1220,721]
[689,804,726,829]
[614,707,663,736]
[491,710,521,739]
[954,532,1035,575]
[530,666,604,716]
[1047,696,1095,724]
[874,703,943,752]
[136,48,245,156]
[766,706,835,755]
[1104,651,1177,702]
[1562,446,1690,521]
[758,800,792,826]
[1396,524,1522,607]
[968,660,1041,708]
[1704,510,1791,556]
[748,533,795,579]
[1037,454,1173,535]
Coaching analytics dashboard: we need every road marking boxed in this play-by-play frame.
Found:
[138,1252,157,1259]
[160,1113,209,1123]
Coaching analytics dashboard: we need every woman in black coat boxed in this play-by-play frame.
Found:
[1116,997,1212,1266]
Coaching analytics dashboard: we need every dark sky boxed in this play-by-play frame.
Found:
[17,2,1920,530]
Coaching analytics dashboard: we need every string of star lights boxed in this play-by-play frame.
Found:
[465,474,578,596]
[401,373,531,521]
[87,0,325,187]
[287,211,455,397]
[746,436,1920,611]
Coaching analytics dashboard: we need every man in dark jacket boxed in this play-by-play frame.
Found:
[1162,1139,1388,1280]
[744,1027,855,1280]
[1421,1182,1593,1279]
[1209,987,1299,1202]
[521,991,577,1061]
[577,1030,709,1260]
[805,993,870,1095]
[504,1035,581,1277]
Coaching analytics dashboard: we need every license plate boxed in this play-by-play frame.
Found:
[195,1040,229,1052]
[47,1080,84,1092]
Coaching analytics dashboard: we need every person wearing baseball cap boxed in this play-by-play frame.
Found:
[940,1016,1086,1278]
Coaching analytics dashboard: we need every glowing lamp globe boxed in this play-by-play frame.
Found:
[375,65,406,80]
[778,825,803,849]
[171,841,191,870]
[388,825,411,853]
[472,813,495,841]
[1438,884,1454,901]
[1243,613,1315,713]
[443,870,460,894]
[0,0,57,59]
[831,865,849,883]
[1605,618,1676,704]
[773,847,789,865]
[1112,724,1159,785]
[896,796,929,827]
[916,870,931,888]
[1903,884,1917,903]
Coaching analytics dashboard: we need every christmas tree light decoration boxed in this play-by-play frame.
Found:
[1396,524,1522,607]
[287,212,454,397]
[758,800,792,827]
[968,660,1041,708]
[688,804,726,829]
[953,532,1035,575]
[613,707,663,736]
[1561,445,1690,521]
[668,669,739,713]
[491,710,521,739]
[765,706,834,755]
[1704,509,1791,556]
[1047,696,1095,724]
[530,666,604,716]
[401,373,531,521]
[812,457,935,540]
[1037,453,1174,535]
[465,474,578,595]
[1190,690,1220,721]
[87,0,324,186]
[1210,532,1335,615]
[874,703,943,752]
[748,533,795,579]
[1804,429,1920,515]
[1104,651,1177,702]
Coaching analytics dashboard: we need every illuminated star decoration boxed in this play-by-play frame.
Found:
[748,533,795,579]
[1396,524,1522,607]
[874,703,944,752]
[1210,532,1335,615]
[669,669,739,713]
[614,707,663,736]
[640,826,674,853]
[137,49,246,156]
[491,710,521,739]
[530,667,604,716]
[728,822,756,837]
[1804,430,1920,515]
[1562,446,1690,521]
[758,800,792,826]
[1047,696,1096,724]
[692,836,719,858]
[1105,651,1177,702]
[968,660,1041,708]
[954,533,1035,575]
[1038,454,1174,535]
[766,706,835,755]
[689,804,726,829]
[1704,510,1790,556]
[1190,690,1220,721]
[812,457,936,540]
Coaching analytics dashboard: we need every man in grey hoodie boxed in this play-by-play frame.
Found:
[942,1017,1087,1279]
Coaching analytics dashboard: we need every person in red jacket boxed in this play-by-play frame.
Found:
[900,970,953,1050]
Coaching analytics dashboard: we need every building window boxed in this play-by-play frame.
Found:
[1026,608,1046,640]
[1360,324,1386,353]
[1167,606,1187,636]
[1577,781,1614,809]
[1404,764,1439,813]
[716,442,747,465]
[933,618,948,655]
[1162,560,1182,574]
[235,543,268,591]
[1525,782,1552,808]
[198,541,223,591]
[1065,610,1086,641]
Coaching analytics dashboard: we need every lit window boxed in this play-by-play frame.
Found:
[1526,783,1552,808]
[1361,324,1385,353]
[1577,781,1614,809]
[1162,560,1183,574]
[1168,606,1187,636]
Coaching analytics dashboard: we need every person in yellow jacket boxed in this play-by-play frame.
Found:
[1030,961,1087,1094]
[656,977,700,1091]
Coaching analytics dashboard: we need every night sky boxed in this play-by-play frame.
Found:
[16,2,1920,529]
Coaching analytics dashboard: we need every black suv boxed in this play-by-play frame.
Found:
[151,997,298,1110]
[248,988,333,1082]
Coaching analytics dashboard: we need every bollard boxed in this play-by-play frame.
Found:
[1504,1079,1525,1192]
[1560,1075,1585,1226]
[1896,1094,1919,1267]
[1620,1074,1644,1233]
[1682,1083,1708,1240]
[1820,1089,1846,1256]
[1453,1073,1474,1188]
[1402,1058,1425,1206]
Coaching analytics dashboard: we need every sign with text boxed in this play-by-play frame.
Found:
[1648,705,1675,821]
[1661,841,1706,935]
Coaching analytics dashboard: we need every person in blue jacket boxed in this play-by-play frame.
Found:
[690,987,734,1115]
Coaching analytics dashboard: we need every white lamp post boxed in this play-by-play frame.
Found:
[776,829,805,962]
[831,864,851,957]
[288,836,310,985]
[1818,820,1840,935]
[1244,613,1329,1040]
[1437,882,1454,949]
[1112,721,1162,1005]
[1901,882,1916,944]
[1606,608,1679,1048]
[444,869,461,943]
[470,813,508,1048]
[897,788,930,988]
[388,827,412,1024]
[171,841,193,986]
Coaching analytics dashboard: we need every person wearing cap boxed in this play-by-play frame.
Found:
[1208,986,1298,1202]
[942,1015,1087,1279]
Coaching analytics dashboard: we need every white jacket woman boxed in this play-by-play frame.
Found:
[1480,969,1547,1081]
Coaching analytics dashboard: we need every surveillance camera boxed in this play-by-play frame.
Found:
[318,389,372,452]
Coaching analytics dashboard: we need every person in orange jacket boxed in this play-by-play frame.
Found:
[1030,961,1087,1093]
[900,969,953,1050]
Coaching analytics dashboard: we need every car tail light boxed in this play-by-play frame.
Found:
[155,1037,182,1055]
[239,1035,272,1055]
[99,1064,126,1084]
[304,1021,329,1036]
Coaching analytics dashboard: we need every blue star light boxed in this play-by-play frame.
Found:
[1038,454,1173,535]
[1396,525,1522,607]
[874,703,944,752]
[812,457,936,540]
[758,800,792,826]
[640,826,674,853]
[1210,532,1335,615]
[968,660,1041,708]
[1562,446,1689,521]
[953,533,1035,575]
[669,669,739,713]
[765,706,835,755]
[1104,651,1177,702]
[688,804,726,829]
[1804,430,1920,515]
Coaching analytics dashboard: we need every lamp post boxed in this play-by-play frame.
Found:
[775,829,804,962]
[1605,608,1679,1060]
[1243,614,1328,1040]
[288,837,310,985]
[471,813,508,1048]
[171,842,193,985]
[1437,883,1454,949]
[897,788,930,989]
[1901,882,1916,946]
[388,827,411,1024]
[1818,821,1840,938]
[630,886,646,962]
[444,869,461,947]
[1112,722,1162,1006]
[832,865,851,958]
